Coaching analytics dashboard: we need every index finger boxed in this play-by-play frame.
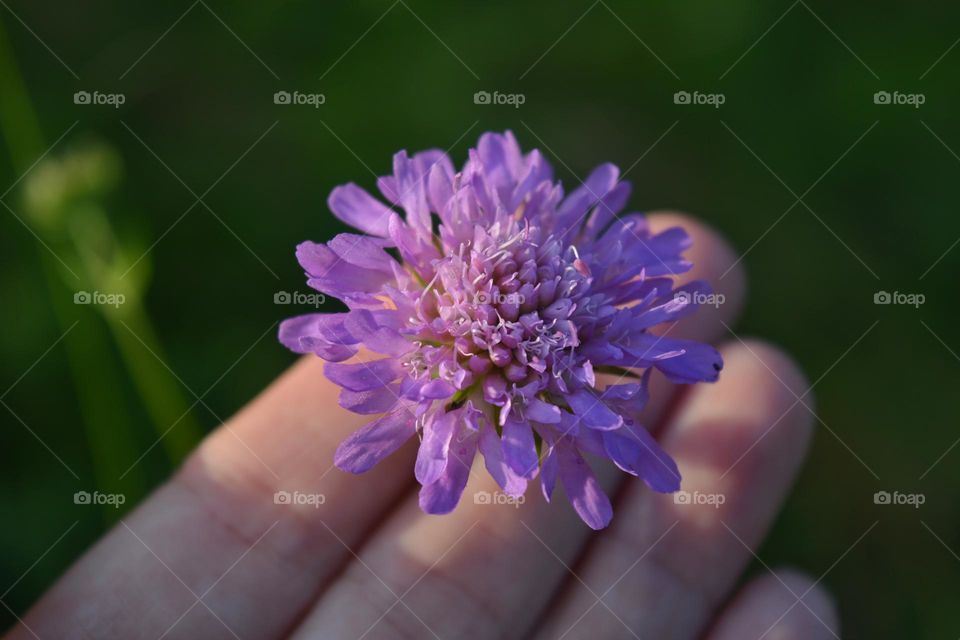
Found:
[7,353,420,640]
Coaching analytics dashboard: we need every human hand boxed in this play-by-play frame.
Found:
[5,213,838,640]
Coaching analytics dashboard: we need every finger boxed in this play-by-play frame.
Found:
[535,341,814,640]
[9,355,419,640]
[287,214,745,640]
[705,569,839,640]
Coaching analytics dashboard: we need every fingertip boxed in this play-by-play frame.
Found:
[718,338,815,432]
[707,568,840,640]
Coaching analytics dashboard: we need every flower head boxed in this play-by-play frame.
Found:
[279,131,722,529]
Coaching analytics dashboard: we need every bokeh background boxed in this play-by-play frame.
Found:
[0,1,957,636]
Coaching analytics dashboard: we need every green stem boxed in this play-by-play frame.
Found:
[42,264,148,505]
[0,17,147,520]
[105,304,204,461]
[0,18,41,167]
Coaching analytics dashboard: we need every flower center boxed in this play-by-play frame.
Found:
[411,221,594,386]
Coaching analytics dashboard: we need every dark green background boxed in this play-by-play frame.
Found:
[1,1,956,636]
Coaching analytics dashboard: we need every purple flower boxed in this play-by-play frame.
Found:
[279,131,722,529]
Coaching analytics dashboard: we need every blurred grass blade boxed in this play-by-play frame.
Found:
[0,16,147,520]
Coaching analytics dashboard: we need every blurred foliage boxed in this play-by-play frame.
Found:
[0,0,957,635]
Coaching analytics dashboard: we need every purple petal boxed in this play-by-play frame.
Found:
[334,409,415,473]
[656,342,723,384]
[603,372,651,415]
[277,313,357,361]
[419,379,457,400]
[556,163,619,233]
[630,424,681,492]
[558,443,613,530]
[566,390,624,431]
[502,416,539,480]
[427,162,454,215]
[297,241,392,298]
[525,397,561,424]
[478,421,527,497]
[625,226,693,277]
[601,423,680,492]
[599,382,641,401]
[419,429,477,515]
[630,281,713,330]
[390,151,431,232]
[509,149,550,211]
[387,211,439,272]
[596,220,692,279]
[415,410,458,486]
[328,184,392,237]
[623,335,723,384]
[324,358,403,392]
[338,386,400,414]
[582,180,631,239]
[343,310,412,357]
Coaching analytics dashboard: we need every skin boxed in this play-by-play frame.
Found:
[5,212,839,640]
